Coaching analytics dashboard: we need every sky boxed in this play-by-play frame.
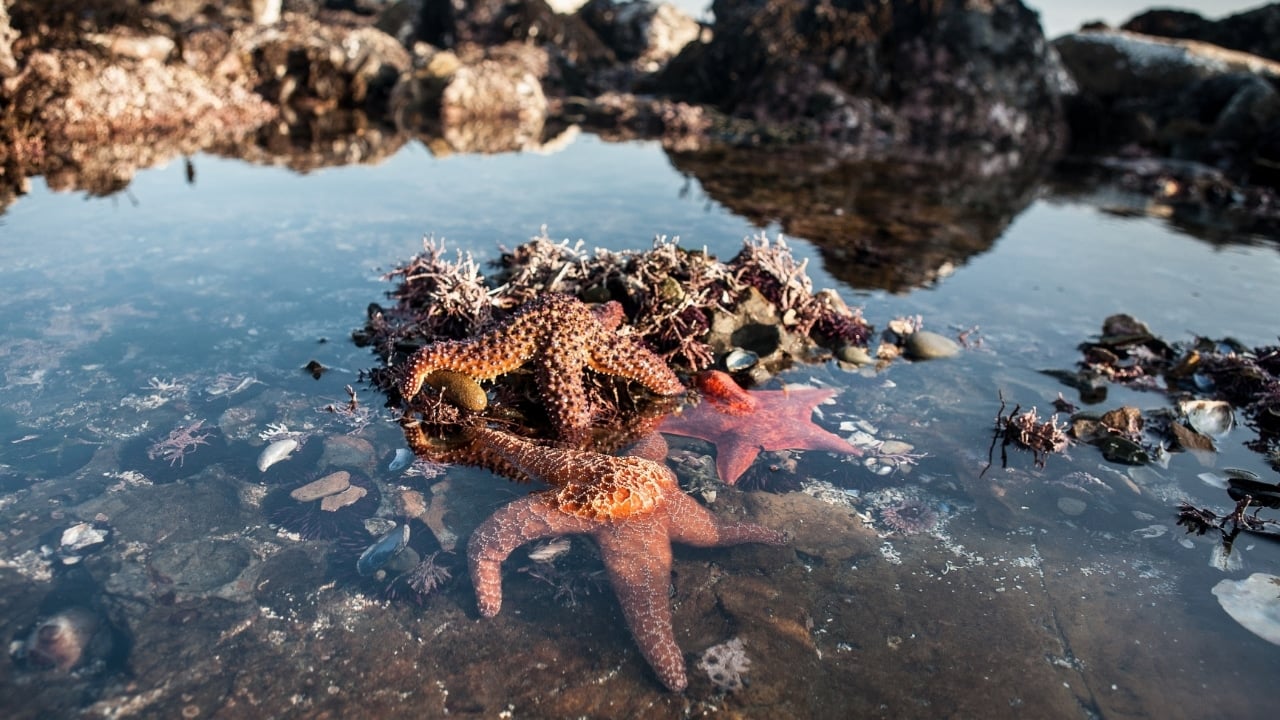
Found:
[666,1,1267,38]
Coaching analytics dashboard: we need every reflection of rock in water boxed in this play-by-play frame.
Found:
[668,145,1046,291]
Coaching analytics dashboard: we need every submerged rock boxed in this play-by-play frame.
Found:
[905,331,961,360]
[12,607,102,672]
[657,0,1069,158]
[1055,29,1280,181]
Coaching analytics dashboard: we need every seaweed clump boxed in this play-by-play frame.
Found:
[1052,314,1280,471]
[356,229,874,387]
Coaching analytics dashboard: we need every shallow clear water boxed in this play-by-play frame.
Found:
[1,133,1278,718]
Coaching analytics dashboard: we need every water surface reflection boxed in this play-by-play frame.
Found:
[1,133,1277,718]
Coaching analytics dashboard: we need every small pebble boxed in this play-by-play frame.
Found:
[837,345,873,365]
[905,331,961,360]
[320,485,367,512]
[1057,497,1087,516]
[290,471,351,502]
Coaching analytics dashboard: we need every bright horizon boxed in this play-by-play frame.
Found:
[666,1,1268,39]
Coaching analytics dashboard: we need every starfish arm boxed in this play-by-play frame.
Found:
[596,524,687,692]
[623,432,669,463]
[587,338,686,396]
[467,495,597,617]
[714,442,764,487]
[535,350,593,443]
[471,427,586,487]
[662,492,788,547]
[400,332,536,399]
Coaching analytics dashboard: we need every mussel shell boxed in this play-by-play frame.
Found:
[724,348,759,372]
[357,524,410,576]
[1180,399,1234,438]
[1227,478,1280,509]
[1097,435,1149,465]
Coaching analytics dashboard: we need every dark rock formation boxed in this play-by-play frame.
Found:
[1054,30,1280,185]
[578,0,701,72]
[1123,4,1280,63]
[412,0,615,77]
[243,14,412,112]
[654,0,1071,159]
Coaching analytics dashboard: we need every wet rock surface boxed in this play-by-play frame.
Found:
[655,0,1070,159]
[3,0,1280,237]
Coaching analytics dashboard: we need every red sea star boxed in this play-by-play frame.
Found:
[465,426,786,692]
[659,370,861,485]
[399,293,684,443]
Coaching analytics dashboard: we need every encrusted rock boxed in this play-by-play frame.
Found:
[579,0,701,72]
[1054,29,1280,178]
[241,16,412,110]
[656,0,1070,157]
[439,45,550,152]
[1123,5,1280,63]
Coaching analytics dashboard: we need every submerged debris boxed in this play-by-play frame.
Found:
[986,393,1069,473]
[146,419,211,467]
[698,637,751,693]
[387,552,453,605]
[1055,316,1280,469]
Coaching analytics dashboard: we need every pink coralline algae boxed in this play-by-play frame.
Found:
[879,498,940,535]
[146,419,211,467]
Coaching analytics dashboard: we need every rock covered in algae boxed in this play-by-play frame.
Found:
[1212,573,1280,645]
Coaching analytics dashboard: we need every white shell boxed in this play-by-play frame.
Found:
[257,438,299,472]
[1180,399,1234,438]
[60,523,107,552]
[388,448,414,472]
[724,348,758,372]
[1212,573,1280,645]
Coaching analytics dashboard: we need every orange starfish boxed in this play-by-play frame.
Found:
[466,426,786,692]
[399,293,684,443]
[659,370,862,485]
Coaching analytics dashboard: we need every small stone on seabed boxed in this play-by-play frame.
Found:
[290,471,351,502]
[837,344,873,365]
[905,330,960,360]
[1057,497,1087,516]
[320,485,367,511]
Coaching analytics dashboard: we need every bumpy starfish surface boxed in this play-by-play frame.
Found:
[399,293,685,442]
[466,426,786,692]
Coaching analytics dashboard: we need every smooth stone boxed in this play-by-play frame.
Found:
[879,440,915,456]
[1057,497,1088,516]
[905,331,960,360]
[320,435,376,473]
[320,485,367,511]
[290,471,351,502]
[837,344,873,365]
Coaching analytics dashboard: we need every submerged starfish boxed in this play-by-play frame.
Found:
[466,426,786,692]
[660,370,861,485]
[399,293,684,442]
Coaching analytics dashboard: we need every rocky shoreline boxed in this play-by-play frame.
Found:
[2,0,1279,232]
